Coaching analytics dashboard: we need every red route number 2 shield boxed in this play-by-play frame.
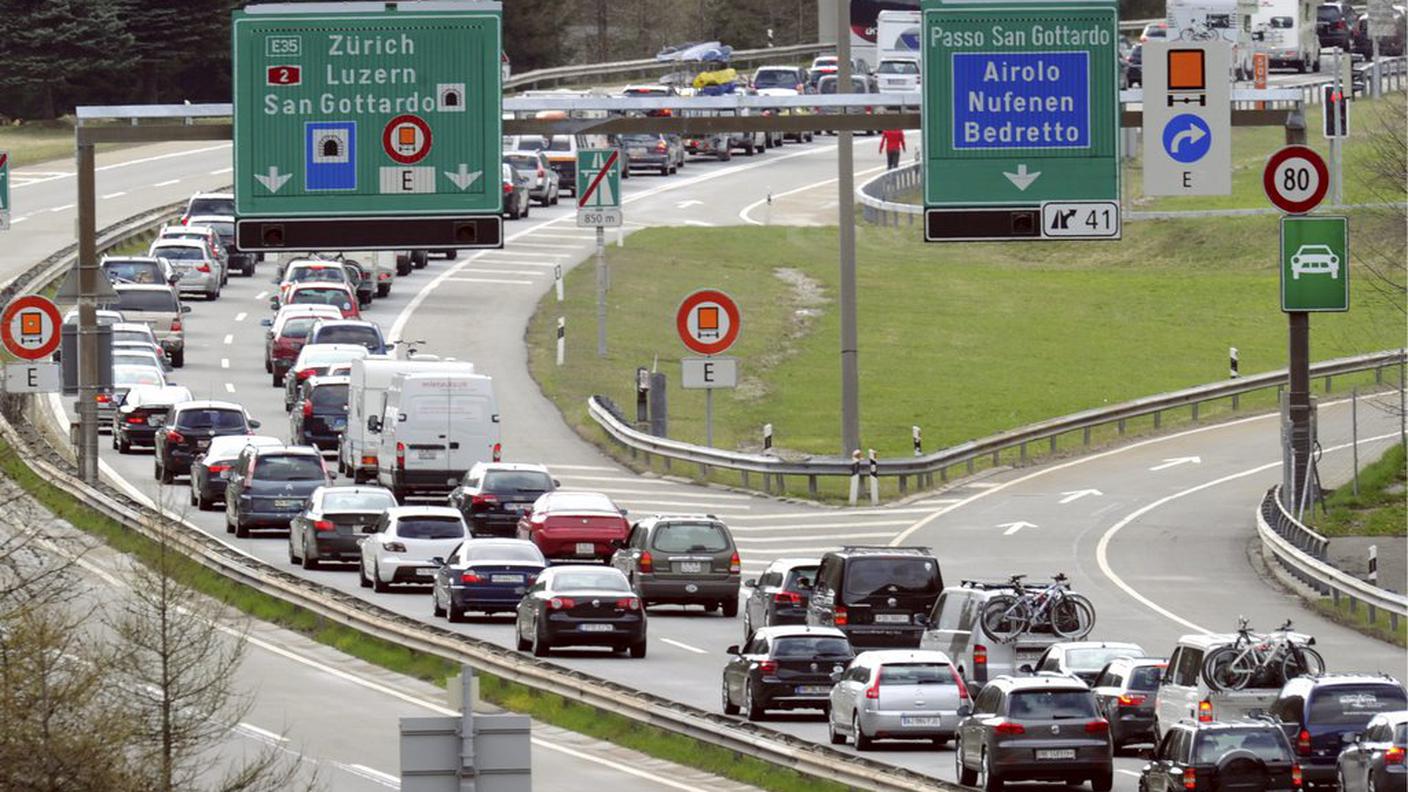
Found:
[676,290,741,356]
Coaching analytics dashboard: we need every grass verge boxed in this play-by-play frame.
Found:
[0,437,847,792]
[1311,595,1408,647]
[1314,443,1406,537]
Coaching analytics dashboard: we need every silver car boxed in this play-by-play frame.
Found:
[149,238,220,300]
[828,649,970,749]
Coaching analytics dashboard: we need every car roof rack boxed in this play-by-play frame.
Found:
[959,579,1025,590]
[838,545,933,554]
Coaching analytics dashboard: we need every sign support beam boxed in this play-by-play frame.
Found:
[1287,311,1312,509]
[596,226,607,358]
[76,140,99,484]
[836,0,861,457]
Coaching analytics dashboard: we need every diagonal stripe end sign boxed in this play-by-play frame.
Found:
[577,149,619,209]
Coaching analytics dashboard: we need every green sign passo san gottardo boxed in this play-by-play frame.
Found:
[1281,216,1349,312]
[232,2,502,218]
[921,0,1120,207]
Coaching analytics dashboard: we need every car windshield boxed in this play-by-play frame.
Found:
[397,517,465,539]
[784,565,820,591]
[504,154,539,170]
[190,197,235,215]
[465,543,544,564]
[1067,647,1141,671]
[315,326,380,348]
[254,455,325,480]
[104,261,162,284]
[754,70,797,88]
[1194,729,1292,764]
[311,384,349,410]
[843,557,940,597]
[321,490,396,512]
[1129,666,1165,691]
[113,365,163,387]
[482,470,553,493]
[772,636,852,659]
[152,246,206,261]
[177,409,246,430]
[1308,686,1407,725]
[280,317,318,338]
[1008,690,1097,719]
[113,330,154,345]
[652,522,730,553]
[291,288,351,307]
[553,571,628,591]
[544,492,617,514]
[879,663,957,684]
[109,290,178,313]
[877,60,919,74]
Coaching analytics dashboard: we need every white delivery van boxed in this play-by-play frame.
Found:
[375,372,500,500]
[1250,0,1321,72]
[1167,0,1254,78]
[342,358,475,483]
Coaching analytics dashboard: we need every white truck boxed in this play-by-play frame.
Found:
[1167,0,1255,79]
[341,358,475,483]
[1249,0,1321,73]
[375,371,500,501]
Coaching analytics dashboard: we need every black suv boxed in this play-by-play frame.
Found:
[448,462,556,537]
[1269,673,1407,787]
[1140,719,1301,792]
[153,401,259,482]
[224,445,330,537]
[289,375,349,451]
[112,385,188,453]
[1318,2,1359,50]
[806,546,943,648]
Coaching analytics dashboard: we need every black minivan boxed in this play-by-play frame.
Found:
[806,546,943,648]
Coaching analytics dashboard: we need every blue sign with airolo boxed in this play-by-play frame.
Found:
[951,51,1090,150]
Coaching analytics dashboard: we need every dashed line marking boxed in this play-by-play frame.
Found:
[225,383,236,393]
[50,204,75,213]
[210,167,234,175]
[221,358,229,369]
[101,191,127,200]
[255,291,269,300]
[442,277,535,286]
[153,179,181,187]
[660,638,709,655]
[234,312,247,322]
[223,334,234,345]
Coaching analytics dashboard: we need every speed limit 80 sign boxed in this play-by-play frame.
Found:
[1264,145,1330,214]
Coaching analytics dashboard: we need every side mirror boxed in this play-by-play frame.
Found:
[744,578,758,588]
[181,305,192,314]
[914,613,929,627]
[619,508,629,517]
[552,478,561,487]
[430,556,444,567]
[725,645,740,655]
[957,703,973,717]
[260,318,273,328]
[248,419,261,429]
[1018,664,1035,674]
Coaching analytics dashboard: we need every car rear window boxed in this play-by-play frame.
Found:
[254,455,325,481]
[315,326,379,347]
[843,557,940,598]
[190,197,235,215]
[322,491,396,512]
[203,221,234,239]
[177,409,247,430]
[113,330,154,345]
[544,492,618,514]
[104,261,163,284]
[553,571,629,591]
[652,522,730,553]
[280,317,318,338]
[1129,666,1164,691]
[753,70,798,88]
[465,543,544,564]
[879,663,956,685]
[1067,647,1142,671]
[311,384,349,410]
[784,565,820,591]
[397,517,465,540]
[289,267,344,283]
[113,365,164,387]
[302,347,367,367]
[483,470,553,493]
[1007,690,1097,719]
[1317,6,1340,20]
[1308,686,1407,725]
[772,636,853,659]
[292,288,352,307]
[109,289,179,313]
[153,245,205,261]
[878,60,919,74]
[1194,729,1292,764]
[504,155,538,169]
[621,134,661,145]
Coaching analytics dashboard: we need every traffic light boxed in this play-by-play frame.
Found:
[1322,86,1349,138]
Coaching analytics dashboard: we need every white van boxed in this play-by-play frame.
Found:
[341,358,475,482]
[1167,0,1254,79]
[1154,630,1317,740]
[375,372,499,500]
[1251,0,1321,72]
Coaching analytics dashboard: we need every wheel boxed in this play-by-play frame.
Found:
[447,600,466,624]
[376,282,390,298]
[717,676,740,714]
[980,594,1030,641]
[432,589,445,617]
[158,459,174,485]
[272,372,284,387]
[264,357,272,373]
[981,750,1004,792]
[411,250,429,269]
[234,518,249,539]
[828,714,846,744]
[853,714,873,750]
[116,434,130,454]
[372,562,390,592]
[743,141,756,156]
[932,736,950,748]
[704,601,719,614]
[301,538,319,570]
[358,559,372,588]
[532,627,551,657]
[522,203,529,218]
[1203,645,1253,691]
[721,598,738,618]
[1283,645,1326,680]
[743,683,764,721]
[1298,56,1308,73]
[958,739,978,786]
[515,625,530,651]
[629,639,647,658]
[1051,595,1096,638]
[660,165,670,176]
[189,488,198,507]
[1091,767,1113,792]
[170,351,184,368]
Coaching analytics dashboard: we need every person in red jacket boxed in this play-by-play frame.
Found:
[879,129,906,170]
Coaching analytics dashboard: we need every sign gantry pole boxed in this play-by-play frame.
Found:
[836,0,861,457]
[76,139,99,483]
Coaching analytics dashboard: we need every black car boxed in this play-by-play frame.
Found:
[514,566,645,658]
[153,401,259,483]
[806,546,944,648]
[1355,10,1407,56]
[289,375,350,451]
[1092,657,1166,751]
[1141,720,1301,792]
[186,214,253,276]
[1126,44,1143,87]
[1318,2,1359,50]
[1269,673,1407,787]
[225,444,331,538]
[448,462,556,538]
[742,557,821,642]
[287,485,396,570]
[721,626,854,721]
[111,385,189,453]
[190,435,283,511]
[431,538,547,622]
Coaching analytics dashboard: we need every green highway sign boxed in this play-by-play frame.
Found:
[576,148,622,227]
[232,2,502,248]
[1281,216,1349,312]
[922,0,1121,241]
[0,149,9,231]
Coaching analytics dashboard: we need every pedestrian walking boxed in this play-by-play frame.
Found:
[879,129,906,170]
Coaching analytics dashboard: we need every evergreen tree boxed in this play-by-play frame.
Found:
[0,0,135,118]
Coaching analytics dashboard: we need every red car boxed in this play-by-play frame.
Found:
[280,282,360,320]
[516,491,629,563]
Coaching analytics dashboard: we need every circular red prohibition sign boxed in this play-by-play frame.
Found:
[676,289,741,356]
[1263,145,1329,215]
[382,114,433,165]
[1,294,62,360]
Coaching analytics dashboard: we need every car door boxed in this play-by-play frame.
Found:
[1147,729,1181,792]
[612,525,645,578]
[967,686,1002,761]
[735,635,769,700]
[517,578,546,638]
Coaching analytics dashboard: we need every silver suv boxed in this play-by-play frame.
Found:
[610,514,741,615]
[955,675,1114,792]
[921,579,1075,693]
[103,284,189,368]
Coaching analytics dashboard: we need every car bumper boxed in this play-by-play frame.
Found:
[468,513,521,538]
[841,625,925,648]
[1374,765,1408,792]
[234,509,300,529]
[177,275,218,293]
[449,584,531,612]
[636,577,738,604]
[377,556,439,583]
[387,469,460,496]
[199,477,228,501]
[543,616,645,647]
[991,746,1112,781]
[311,535,364,561]
[858,708,962,739]
[159,337,184,354]
[534,537,619,563]
[297,428,343,451]
[1109,713,1156,745]
[1301,761,1339,785]
[167,447,202,473]
[625,154,669,168]
[757,681,833,710]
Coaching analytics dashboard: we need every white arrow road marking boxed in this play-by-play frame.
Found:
[1149,456,1201,471]
[1170,123,1207,153]
[1059,489,1103,505]
[444,164,481,190]
[998,520,1037,536]
[676,199,703,209]
[1003,164,1041,191]
[255,166,291,193]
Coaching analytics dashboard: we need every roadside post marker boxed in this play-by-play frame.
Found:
[1229,347,1239,378]
[912,425,922,456]
[1368,545,1378,585]
[556,317,565,366]
[554,264,563,301]
[763,423,774,453]
[848,449,862,506]
[868,449,880,506]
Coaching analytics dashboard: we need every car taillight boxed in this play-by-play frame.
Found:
[1183,767,1197,791]
[1385,747,1405,765]
[197,263,211,273]
[1335,19,1346,29]
[616,597,640,611]
[461,571,483,584]
[548,597,575,610]
[470,493,498,508]
[382,541,406,553]
[395,442,405,469]
[865,676,881,699]
[639,551,653,573]
[834,605,847,626]
[96,393,111,403]
[166,430,185,444]
[758,660,778,675]
[1297,729,1311,756]
[995,721,1026,735]
[313,519,334,532]
[1117,694,1147,706]
[1292,764,1304,787]
[126,415,145,424]
[171,319,182,332]
[772,591,802,606]
[1084,719,1109,734]
[360,454,377,466]
[1198,699,1214,723]
[729,551,740,574]
[974,643,988,666]
[655,141,667,153]
[953,668,971,701]
[503,181,513,195]
[492,442,501,462]
[207,464,229,474]
[302,400,313,418]
[296,368,317,381]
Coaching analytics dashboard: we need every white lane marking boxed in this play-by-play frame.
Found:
[509,241,583,250]
[50,203,75,213]
[94,142,232,174]
[731,506,949,521]
[235,722,289,743]
[223,334,234,344]
[153,179,181,187]
[535,739,717,792]
[225,383,236,393]
[471,258,561,268]
[1058,489,1103,504]
[660,638,709,655]
[11,217,28,224]
[441,277,535,286]
[738,162,887,225]
[734,531,896,544]
[220,358,230,369]
[966,482,1000,489]
[999,520,1037,536]
[463,268,547,277]
[614,499,752,511]
[234,312,247,322]
[682,220,715,227]
[101,191,127,200]
[255,291,268,300]
[1094,431,1399,633]
[340,764,400,788]
[741,545,843,555]
[210,167,234,175]
[594,487,754,500]
[727,519,915,533]
[677,200,704,209]
[1149,456,1201,471]
[558,474,674,485]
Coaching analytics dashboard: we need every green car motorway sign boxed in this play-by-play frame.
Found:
[922,0,1121,241]
[232,2,502,249]
[1281,216,1349,312]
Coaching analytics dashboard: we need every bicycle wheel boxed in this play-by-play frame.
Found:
[1281,645,1326,681]
[981,595,1031,642]
[1203,646,1255,691]
[1050,595,1096,639]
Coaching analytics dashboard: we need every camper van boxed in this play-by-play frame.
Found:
[341,358,476,483]
[1250,0,1321,72]
[1167,0,1255,78]
[375,372,500,500]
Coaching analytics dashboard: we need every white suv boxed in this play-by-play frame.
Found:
[359,506,468,592]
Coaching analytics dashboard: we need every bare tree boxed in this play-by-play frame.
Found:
[1351,92,1407,318]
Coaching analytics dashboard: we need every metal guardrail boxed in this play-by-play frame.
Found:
[504,42,834,92]
[1257,486,1406,630]
[589,351,1407,498]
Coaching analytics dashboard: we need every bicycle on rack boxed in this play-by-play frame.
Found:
[1201,618,1326,691]
[979,574,1096,642]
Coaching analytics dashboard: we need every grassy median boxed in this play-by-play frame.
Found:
[1316,443,1407,537]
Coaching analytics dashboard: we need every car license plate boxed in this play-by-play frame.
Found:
[874,613,909,624]
[796,685,831,695]
[901,716,942,727]
[675,561,705,574]
[414,568,435,578]
[579,623,613,632]
[629,148,647,156]
[1036,749,1076,760]
[274,499,301,509]
[332,418,347,431]
[416,448,437,460]
[491,574,523,584]
[575,542,595,556]
[196,440,211,450]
